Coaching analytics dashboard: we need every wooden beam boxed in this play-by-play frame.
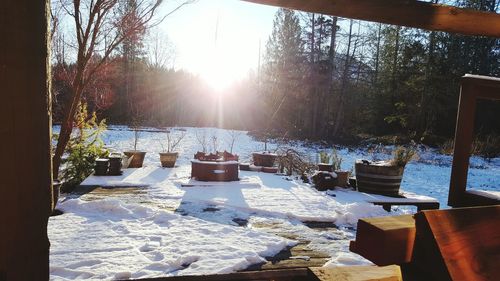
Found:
[243,0,500,37]
[413,206,500,281]
[0,0,52,280]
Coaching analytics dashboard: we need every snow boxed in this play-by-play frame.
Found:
[49,125,499,279]
[50,199,295,280]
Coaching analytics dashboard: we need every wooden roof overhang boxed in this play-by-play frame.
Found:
[243,0,500,37]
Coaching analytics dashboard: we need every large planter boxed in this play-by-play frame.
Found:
[124,151,146,168]
[335,170,350,188]
[159,152,178,168]
[318,163,334,172]
[252,152,277,167]
[191,160,239,181]
[355,160,405,197]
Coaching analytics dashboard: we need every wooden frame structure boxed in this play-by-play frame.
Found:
[1,0,499,280]
[244,0,500,37]
[448,75,500,207]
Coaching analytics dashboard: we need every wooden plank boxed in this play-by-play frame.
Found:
[243,0,500,37]
[413,206,500,281]
[350,215,416,265]
[128,268,311,281]
[309,265,402,281]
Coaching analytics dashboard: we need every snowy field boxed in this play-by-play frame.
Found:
[49,126,500,280]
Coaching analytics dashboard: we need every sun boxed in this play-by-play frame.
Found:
[200,62,233,92]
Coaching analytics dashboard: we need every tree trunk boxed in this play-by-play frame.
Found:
[332,19,354,136]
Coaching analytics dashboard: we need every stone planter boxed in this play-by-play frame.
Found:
[355,160,405,197]
[159,152,178,168]
[124,151,146,168]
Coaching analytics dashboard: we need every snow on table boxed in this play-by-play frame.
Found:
[49,198,295,280]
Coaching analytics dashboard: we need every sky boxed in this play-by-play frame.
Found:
[157,0,279,89]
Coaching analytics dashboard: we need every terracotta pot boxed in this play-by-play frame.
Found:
[124,151,146,168]
[318,163,334,172]
[355,160,405,197]
[159,152,178,168]
[335,170,350,188]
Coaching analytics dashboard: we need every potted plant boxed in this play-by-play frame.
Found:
[124,125,147,168]
[318,151,333,172]
[355,146,416,196]
[331,149,349,188]
[159,129,185,168]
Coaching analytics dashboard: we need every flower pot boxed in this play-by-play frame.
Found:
[312,171,336,191]
[335,170,350,188]
[355,160,405,197]
[318,163,334,172]
[124,151,146,168]
[108,155,123,175]
[252,152,277,167]
[94,158,109,175]
[159,152,178,168]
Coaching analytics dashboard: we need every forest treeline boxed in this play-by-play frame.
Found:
[52,0,500,149]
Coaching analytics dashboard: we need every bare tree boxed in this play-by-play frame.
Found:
[52,0,192,178]
[225,130,241,153]
[195,129,208,153]
[146,27,176,69]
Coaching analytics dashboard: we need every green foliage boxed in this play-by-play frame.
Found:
[318,151,331,164]
[61,103,108,190]
[331,149,343,171]
[391,146,417,167]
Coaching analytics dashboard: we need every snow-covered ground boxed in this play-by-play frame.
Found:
[49,126,499,280]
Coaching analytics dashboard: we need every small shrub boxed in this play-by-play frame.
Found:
[390,146,417,167]
[331,149,343,171]
[61,103,108,191]
[318,151,331,164]
[276,148,315,176]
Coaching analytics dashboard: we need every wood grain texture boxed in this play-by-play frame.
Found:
[0,0,52,280]
[449,75,500,207]
[414,206,500,281]
[351,215,416,265]
[309,265,402,281]
[243,0,500,37]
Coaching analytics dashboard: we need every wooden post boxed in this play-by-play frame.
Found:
[0,0,52,280]
[448,75,500,207]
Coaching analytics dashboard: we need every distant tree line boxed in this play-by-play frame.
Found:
[51,0,500,153]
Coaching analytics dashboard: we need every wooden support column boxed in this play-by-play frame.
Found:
[0,0,52,280]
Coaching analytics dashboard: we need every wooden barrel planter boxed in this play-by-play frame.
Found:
[355,160,404,197]
[124,151,146,168]
[191,160,239,181]
[252,152,277,167]
[239,163,251,171]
